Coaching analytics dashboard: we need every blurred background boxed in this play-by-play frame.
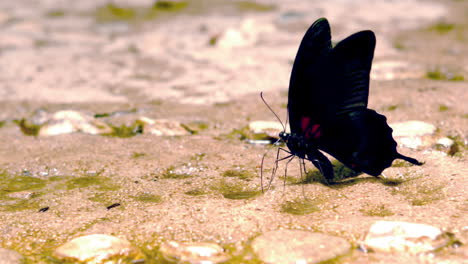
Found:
[0,0,464,105]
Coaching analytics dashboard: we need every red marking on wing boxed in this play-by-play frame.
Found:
[301,117,311,132]
[300,117,322,140]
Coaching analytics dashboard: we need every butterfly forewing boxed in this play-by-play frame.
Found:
[288,18,332,135]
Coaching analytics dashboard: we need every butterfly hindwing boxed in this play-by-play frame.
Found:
[331,30,375,117]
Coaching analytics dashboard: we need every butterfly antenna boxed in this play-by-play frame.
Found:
[260,92,285,131]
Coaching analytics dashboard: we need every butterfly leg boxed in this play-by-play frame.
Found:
[266,147,293,191]
[299,158,308,197]
[282,154,296,192]
[260,152,268,193]
[301,158,308,178]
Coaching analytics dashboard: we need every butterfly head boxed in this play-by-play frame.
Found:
[279,131,288,141]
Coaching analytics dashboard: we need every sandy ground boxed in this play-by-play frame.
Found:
[0,0,467,263]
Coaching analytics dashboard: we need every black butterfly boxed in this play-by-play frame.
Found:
[274,18,422,183]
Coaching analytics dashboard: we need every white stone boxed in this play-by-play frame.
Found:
[7,191,35,199]
[252,230,351,264]
[248,120,284,134]
[39,120,76,136]
[436,137,454,148]
[159,241,228,264]
[364,221,448,254]
[390,121,436,137]
[38,110,112,136]
[390,121,436,149]
[139,118,190,136]
[54,234,141,263]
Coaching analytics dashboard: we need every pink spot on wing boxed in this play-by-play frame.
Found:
[314,129,322,139]
[301,116,311,132]
[309,124,322,139]
[301,117,322,140]
[311,124,320,134]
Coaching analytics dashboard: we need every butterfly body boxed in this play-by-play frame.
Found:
[280,18,422,182]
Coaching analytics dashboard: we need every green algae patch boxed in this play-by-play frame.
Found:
[298,160,361,184]
[185,188,208,196]
[222,168,255,181]
[360,203,394,217]
[0,229,66,262]
[426,69,464,81]
[225,126,272,141]
[14,119,40,136]
[2,199,42,212]
[0,172,60,211]
[0,172,46,193]
[132,152,146,159]
[428,22,455,34]
[132,193,162,203]
[94,3,137,22]
[380,178,405,187]
[211,180,261,200]
[93,2,188,23]
[386,105,398,111]
[392,160,414,168]
[65,175,120,191]
[105,121,144,138]
[181,121,209,135]
[439,105,449,112]
[393,40,406,51]
[235,1,275,12]
[223,241,263,264]
[280,198,320,215]
[152,1,188,12]
[223,190,261,200]
[446,135,466,157]
[45,10,65,18]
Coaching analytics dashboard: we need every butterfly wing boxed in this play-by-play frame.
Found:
[316,30,422,176]
[288,18,332,135]
[287,18,335,178]
[330,30,375,116]
[288,19,422,178]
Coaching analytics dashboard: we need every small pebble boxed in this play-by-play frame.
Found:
[390,121,436,149]
[248,120,283,135]
[7,191,35,199]
[363,221,449,254]
[390,121,436,137]
[159,241,228,264]
[53,234,141,263]
[138,117,191,136]
[436,137,454,148]
[251,230,351,264]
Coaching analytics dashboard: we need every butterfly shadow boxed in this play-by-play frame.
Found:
[297,160,407,189]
